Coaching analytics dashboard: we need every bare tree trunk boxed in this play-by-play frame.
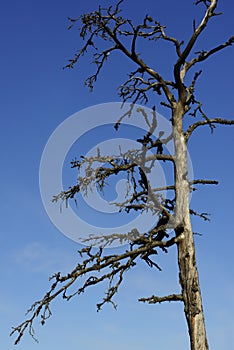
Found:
[173,105,209,350]
[177,234,209,350]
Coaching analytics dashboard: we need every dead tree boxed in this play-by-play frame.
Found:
[11,1,234,349]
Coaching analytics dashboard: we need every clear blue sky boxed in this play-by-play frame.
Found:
[1,0,234,349]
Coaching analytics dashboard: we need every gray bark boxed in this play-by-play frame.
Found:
[173,104,209,350]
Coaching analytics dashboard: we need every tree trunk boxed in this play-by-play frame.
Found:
[173,105,209,350]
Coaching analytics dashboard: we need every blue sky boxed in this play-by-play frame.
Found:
[1,0,234,349]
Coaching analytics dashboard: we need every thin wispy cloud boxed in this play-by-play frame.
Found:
[12,242,77,275]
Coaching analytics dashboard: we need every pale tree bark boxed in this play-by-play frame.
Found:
[11,1,234,349]
[173,103,209,349]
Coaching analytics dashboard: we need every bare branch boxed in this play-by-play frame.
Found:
[85,45,118,91]
[185,118,234,141]
[65,3,176,105]
[158,25,182,57]
[118,74,173,105]
[189,179,219,186]
[139,293,183,304]
[185,35,234,73]
[11,233,182,344]
[185,70,202,107]
[190,209,210,221]
[174,0,218,88]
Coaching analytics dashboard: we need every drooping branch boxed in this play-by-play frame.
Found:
[11,231,184,345]
[85,45,118,90]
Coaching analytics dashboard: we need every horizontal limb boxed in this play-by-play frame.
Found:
[189,179,219,186]
[139,293,183,304]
